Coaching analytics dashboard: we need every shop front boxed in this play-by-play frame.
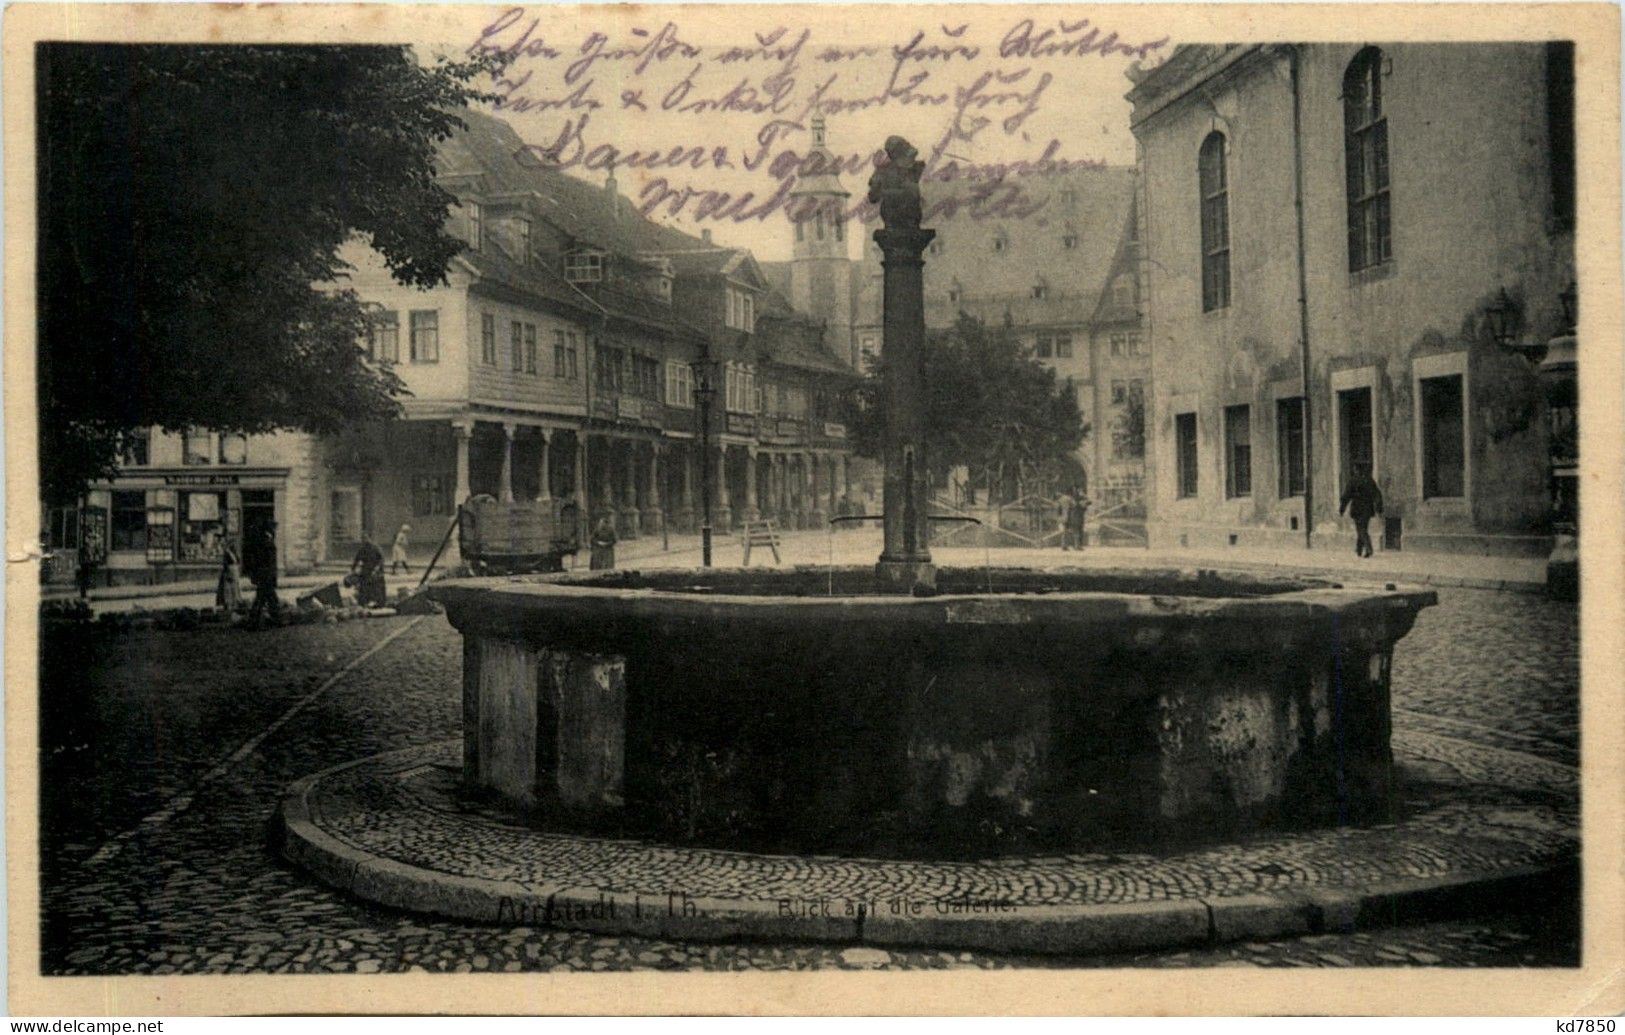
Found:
[84,470,291,587]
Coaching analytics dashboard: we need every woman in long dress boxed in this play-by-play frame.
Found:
[216,541,242,611]
[588,515,617,570]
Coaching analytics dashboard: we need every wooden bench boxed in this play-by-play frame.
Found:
[740,520,782,566]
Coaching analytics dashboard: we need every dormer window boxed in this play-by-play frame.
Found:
[725,286,755,332]
[514,217,531,262]
[993,233,1008,254]
[1062,233,1078,250]
[654,276,672,302]
[948,281,962,304]
[565,250,604,284]
[1032,281,1048,300]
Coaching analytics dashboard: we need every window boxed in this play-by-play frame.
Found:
[993,235,1008,253]
[182,430,212,466]
[1036,337,1053,358]
[1175,413,1199,498]
[511,321,525,372]
[1224,404,1252,498]
[1060,188,1077,205]
[218,434,247,465]
[565,251,604,283]
[564,332,580,379]
[412,474,452,516]
[409,310,439,363]
[1277,397,1307,498]
[1054,334,1073,358]
[120,429,149,467]
[1111,381,1127,405]
[368,311,399,362]
[1110,332,1143,357]
[725,288,755,332]
[111,490,146,551]
[467,202,483,250]
[795,219,805,242]
[595,346,626,391]
[481,313,497,365]
[1032,283,1048,300]
[514,218,531,261]
[47,506,79,551]
[834,217,844,242]
[1199,132,1231,311]
[177,490,227,563]
[814,210,825,241]
[1344,47,1392,271]
[524,324,538,374]
[1420,374,1465,498]
[553,331,568,378]
[947,287,961,304]
[666,362,693,407]
[929,239,943,255]
[635,355,660,399]
[1062,234,1077,250]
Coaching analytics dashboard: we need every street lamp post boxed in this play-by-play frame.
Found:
[691,360,718,567]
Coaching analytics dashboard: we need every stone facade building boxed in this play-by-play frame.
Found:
[1130,43,1575,555]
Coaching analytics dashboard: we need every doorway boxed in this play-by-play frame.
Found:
[1337,386,1374,497]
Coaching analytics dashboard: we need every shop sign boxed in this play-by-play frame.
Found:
[726,414,757,436]
[164,473,240,486]
[617,397,643,421]
[823,422,847,440]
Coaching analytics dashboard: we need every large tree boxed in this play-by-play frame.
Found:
[849,315,1089,502]
[37,44,498,505]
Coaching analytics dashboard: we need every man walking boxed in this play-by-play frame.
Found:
[246,522,283,622]
[1338,463,1384,558]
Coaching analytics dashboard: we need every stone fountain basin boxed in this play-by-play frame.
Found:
[430,566,1437,858]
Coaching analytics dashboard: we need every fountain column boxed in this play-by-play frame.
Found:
[870,136,935,592]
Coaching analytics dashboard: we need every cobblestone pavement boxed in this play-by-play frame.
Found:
[38,584,1580,975]
[304,737,1572,908]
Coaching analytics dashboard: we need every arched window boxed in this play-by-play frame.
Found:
[814,210,825,240]
[1198,132,1230,311]
[1344,47,1391,270]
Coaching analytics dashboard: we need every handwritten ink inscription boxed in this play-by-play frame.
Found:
[467,9,1172,229]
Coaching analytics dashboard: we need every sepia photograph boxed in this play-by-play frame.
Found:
[5,2,1621,1018]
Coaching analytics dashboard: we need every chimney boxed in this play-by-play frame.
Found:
[701,229,712,244]
[604,160,619,222]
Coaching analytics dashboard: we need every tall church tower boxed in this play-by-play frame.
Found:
[789,115,855,367]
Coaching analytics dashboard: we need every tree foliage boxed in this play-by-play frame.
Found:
[849,315,1089,501]
[37,44,499,504]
